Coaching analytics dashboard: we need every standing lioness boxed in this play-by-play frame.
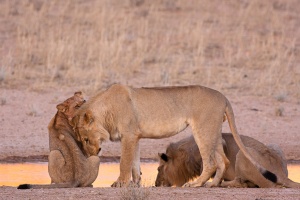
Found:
[72,84,276,187]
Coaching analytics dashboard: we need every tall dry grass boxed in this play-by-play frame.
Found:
[0,0,299,98]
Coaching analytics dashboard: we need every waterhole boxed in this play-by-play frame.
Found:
[0,162,157,187]
[0,163,299,187]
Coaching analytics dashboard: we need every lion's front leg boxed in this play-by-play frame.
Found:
[111,135,139,187]
[132,142,141,186]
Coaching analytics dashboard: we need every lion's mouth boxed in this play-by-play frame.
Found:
[97,148,102,156]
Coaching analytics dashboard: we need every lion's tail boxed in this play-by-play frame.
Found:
[17,182,78,189]
[224,99,277,183]
[282,178,300,188]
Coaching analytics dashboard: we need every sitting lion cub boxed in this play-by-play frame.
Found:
[18,92,100,189]
[156,133,300,188]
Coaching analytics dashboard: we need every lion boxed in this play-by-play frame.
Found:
[18,92,100,189]
[71,84,276,187]
[155,133,300,188]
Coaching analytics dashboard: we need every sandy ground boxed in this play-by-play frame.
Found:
[0,88,300,199]
[1,186,300,200]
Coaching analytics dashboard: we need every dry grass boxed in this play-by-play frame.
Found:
[120,185,150,200]
[26,104,40,117]
[0,0,299,98]
[275,106,284,116]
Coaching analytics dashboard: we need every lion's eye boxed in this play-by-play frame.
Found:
[83,137,89,143]
[75,105,80,109]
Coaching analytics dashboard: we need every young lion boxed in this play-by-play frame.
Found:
[156,134,300,188]
[71,84,276,187]
[18,92,100,189]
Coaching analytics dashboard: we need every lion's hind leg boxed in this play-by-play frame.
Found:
[48,150,67,183]
[206,145,230,187]
[235,148,277,188]
[184,121,227,187]
[221,178,250,188]
[80,155,100,187]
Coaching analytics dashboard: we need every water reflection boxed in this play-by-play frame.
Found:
[287,164,300,183]
[0,162,158,187]
[0,162,299,187]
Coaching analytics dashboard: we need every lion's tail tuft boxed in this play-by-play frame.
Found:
[263,170,277,183]
[17,184,31,189]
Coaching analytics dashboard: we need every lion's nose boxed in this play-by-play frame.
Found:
[155,181,160,187]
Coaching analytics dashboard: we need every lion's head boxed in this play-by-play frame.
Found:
[155,137,203,187]
[155,153,173,187]
[155,151,191,187]
[56,91,86,122]
[71,107,111,157]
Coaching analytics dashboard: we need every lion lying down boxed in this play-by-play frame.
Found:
[18,92,100,189]
[156,133,300,188]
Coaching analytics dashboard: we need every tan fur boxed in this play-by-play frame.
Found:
[156,134,300,188]
[72,84,276,187]
[18,92,100,189]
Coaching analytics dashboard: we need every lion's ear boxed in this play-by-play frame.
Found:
[56,103,66,113]
[159,153,169,162]
[70,115,78,127]
[74,91,83,98]
[70,115,81,141]
[84,110,94,124]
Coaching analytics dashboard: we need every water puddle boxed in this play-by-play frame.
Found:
[0,162,299,187]
[0,162,158,187]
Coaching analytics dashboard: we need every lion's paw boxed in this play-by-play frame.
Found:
[203,182,217,188]
[111,180,140,188]
[111,180,134,188]
[183,182,192,187]
[183,181,204,188]
[111,181,125,188]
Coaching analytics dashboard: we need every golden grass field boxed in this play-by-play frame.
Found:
[0,0,299,98]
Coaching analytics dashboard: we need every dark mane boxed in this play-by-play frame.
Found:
[164,136,202,186]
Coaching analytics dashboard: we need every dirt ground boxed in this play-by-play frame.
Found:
[1,88,300,199]
[1,186,300,200]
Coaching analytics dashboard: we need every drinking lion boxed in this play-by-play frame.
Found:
[156,133,300,188]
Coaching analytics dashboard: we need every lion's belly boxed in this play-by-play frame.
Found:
[138,119,189,139]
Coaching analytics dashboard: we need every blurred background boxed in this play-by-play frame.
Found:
[0,0,299,99]
[1,0,300,174]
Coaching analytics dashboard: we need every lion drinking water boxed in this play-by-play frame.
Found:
[18,92,100,189]
[155,133,300,188]
[72,84,276,187]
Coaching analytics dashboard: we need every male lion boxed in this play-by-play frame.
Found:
[156,134,300,188]
[18,92,100,189]
[72,84,276,187]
